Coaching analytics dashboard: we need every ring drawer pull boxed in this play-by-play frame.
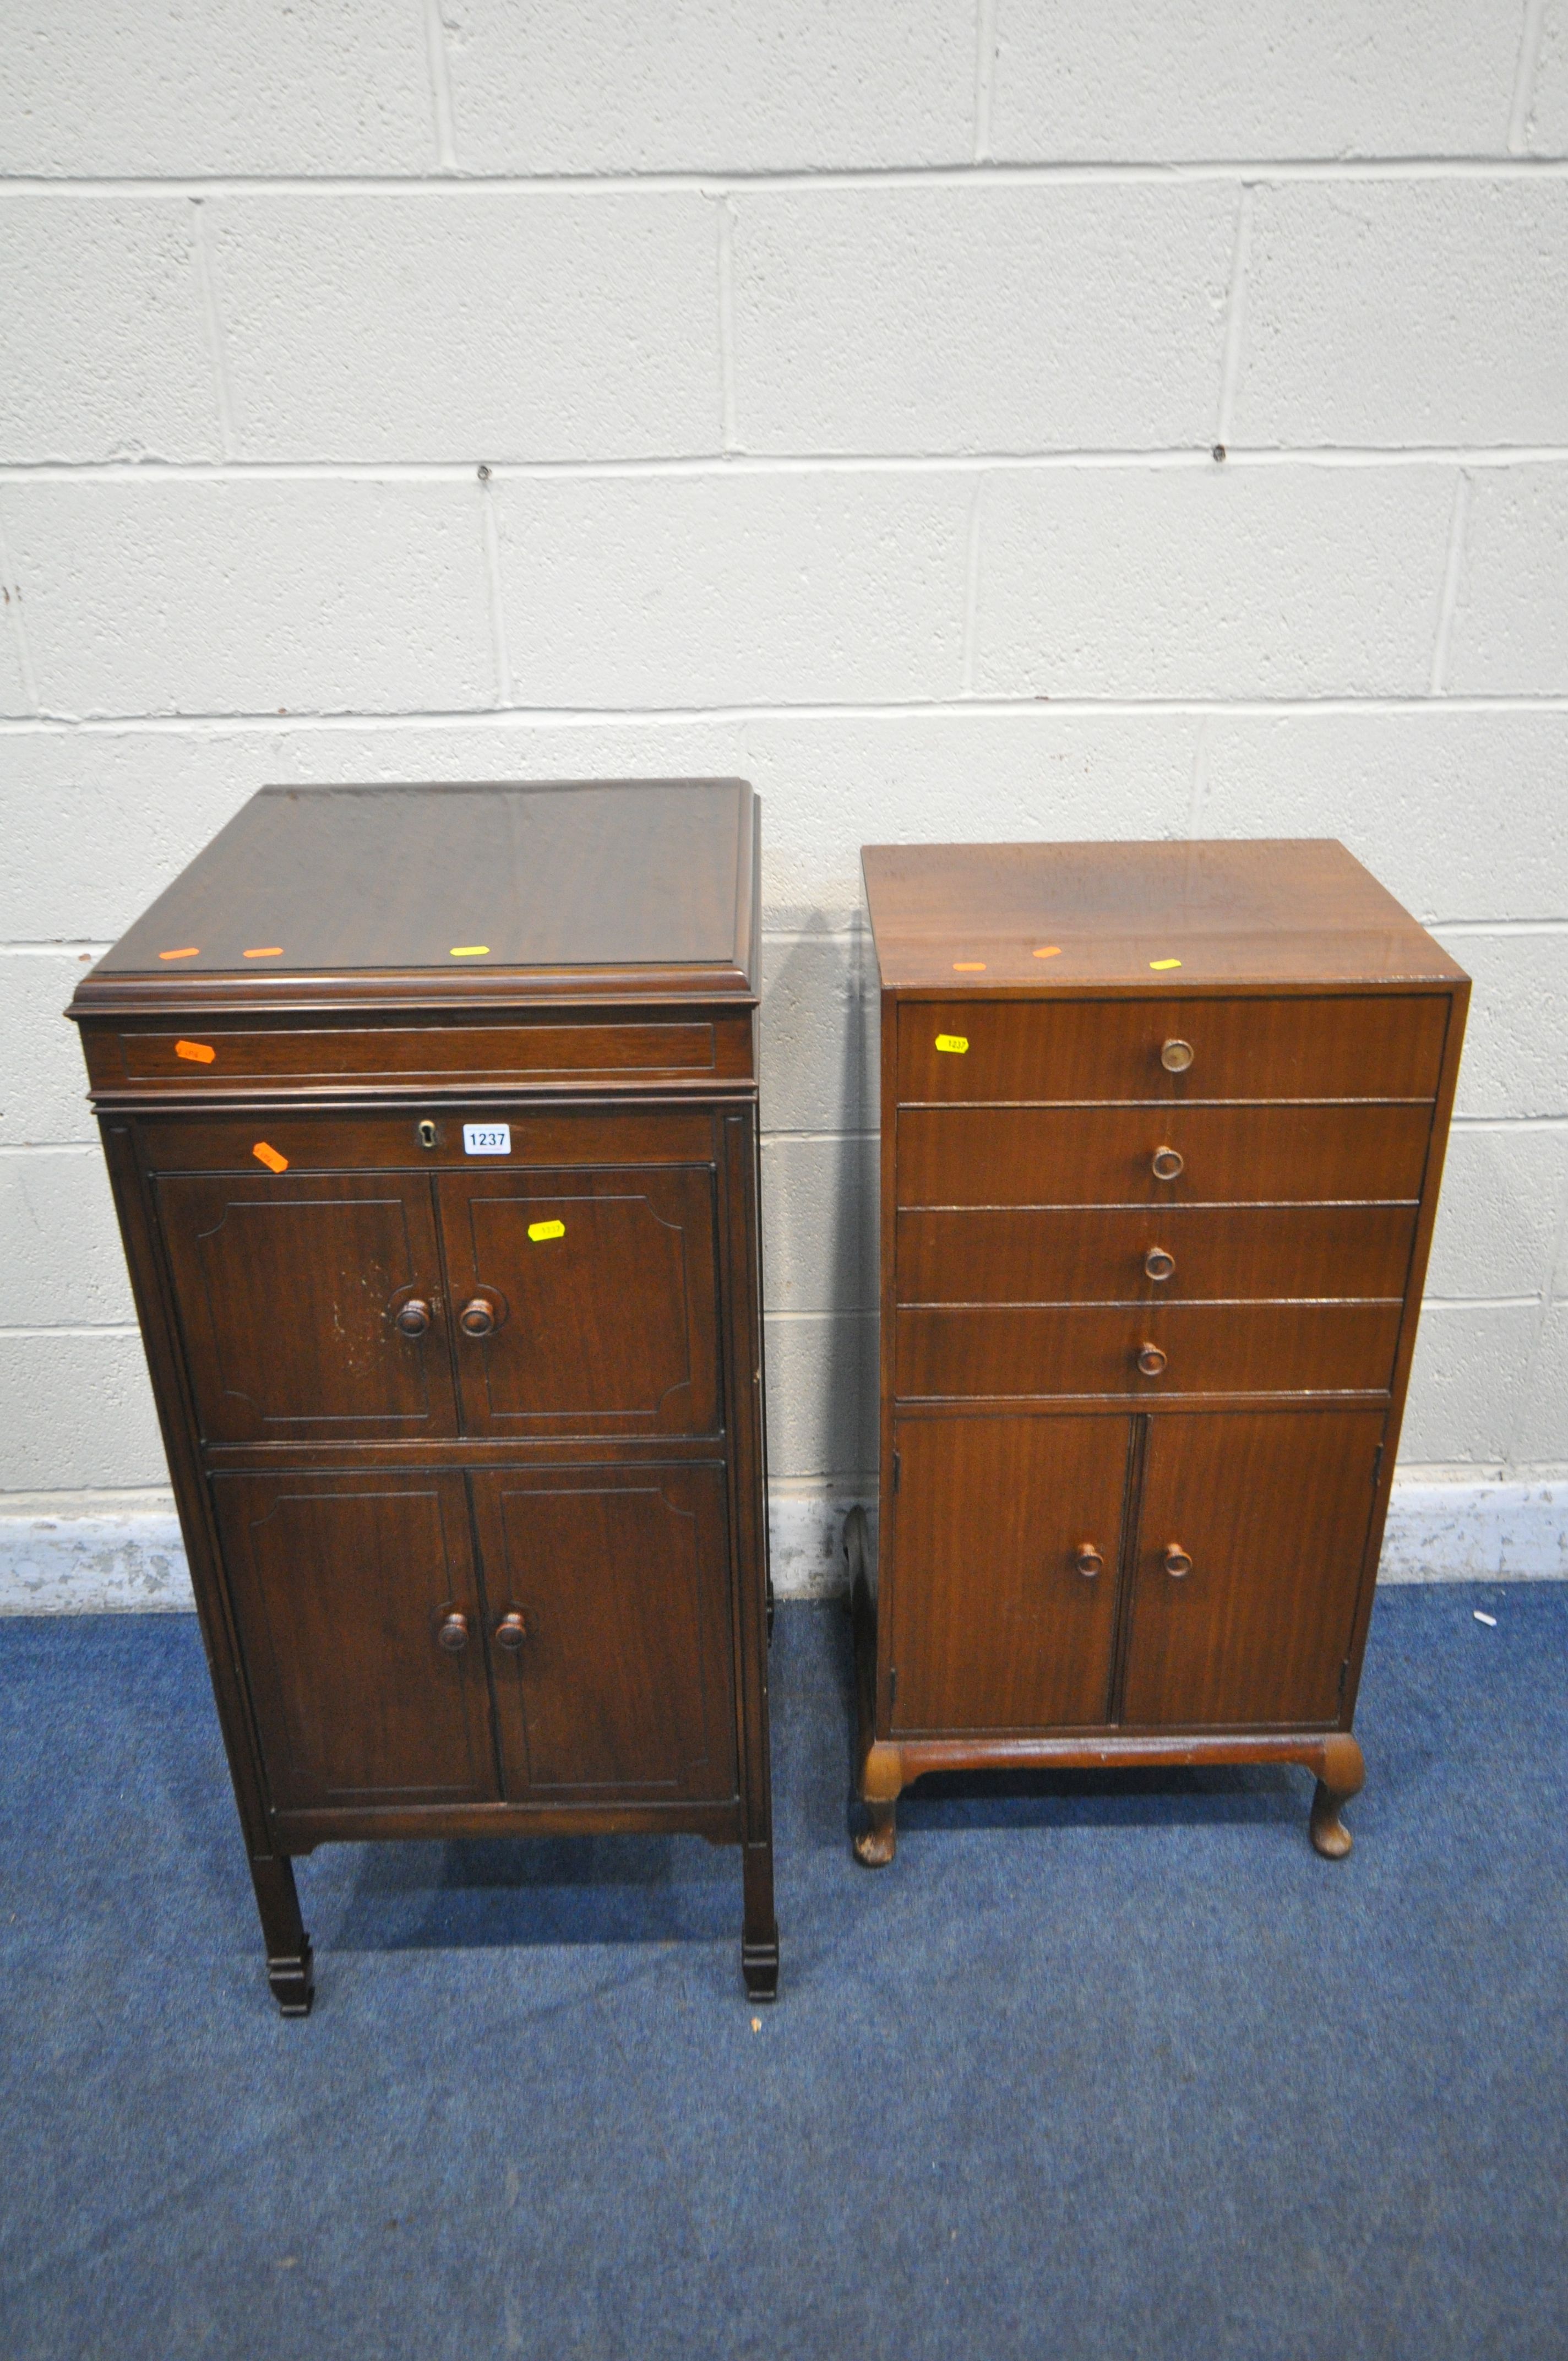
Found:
[494,1612,528,1652]
[1151,1146,1184,1182]
[1074,1544,1104,1579]
[436,1612,469,1653]
[1144,1247,1175,1282]
[1163,1545,1193,1580]
[1161,1038,1194,1073]
[394,1297,432,1339]
[1136,1343,1168,1378]
[459,1296,502,1339]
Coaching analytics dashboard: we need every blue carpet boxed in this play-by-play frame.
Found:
[1,1585,1565,2360]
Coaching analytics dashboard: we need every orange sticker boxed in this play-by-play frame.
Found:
[159,947,200,961]
[175,1040,216,1065]
[1033,945,1063,960]
[1149,958,1183,972]
[252,1141,288,1173]
[243,946,282,959]
[952,961,987,972]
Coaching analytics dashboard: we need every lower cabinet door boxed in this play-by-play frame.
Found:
[1121,1408,1386,1729]
[469,1466,737,1802]
[211,1472,499,1810]
[888,1415,1131,1733]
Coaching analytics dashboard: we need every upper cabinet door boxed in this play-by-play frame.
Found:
[470,1466,737,1803]
[211,1472,498,1813]
[157,1172,457,1443]
[888,1415,1131,1734]
[1122,1410,1385,1731]
[438,1166,720,1438]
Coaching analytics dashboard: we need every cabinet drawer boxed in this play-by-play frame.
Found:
[134,1106,716,1176]
[896,1103,1432,1209]
[897,994,1446,1106]
[896,1203,1418,1306]
[895,1301,1403,1401]
[92,1015,742,1091]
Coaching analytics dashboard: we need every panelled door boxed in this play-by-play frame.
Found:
[469,1466,737,1802]
[1121,1410,1386,1729]
[211,1472,498,1811]
[159,1172,456,1443]
[438,1167,721,1438]
[888,1416,1132,1733]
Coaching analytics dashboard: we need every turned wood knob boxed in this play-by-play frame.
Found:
[1136,1343,1168,1378]
[1161,1038,1194,1073]
[459,1296,500,1339]
[437,1612,469,1652]
[394,1297,432,1339]
[494,1611,528,1651]
[1163,1544,1193,1579]
[1074,1544,1104,1579]
[1151,1146,1185,1181]
[1144,1247,1175,1281]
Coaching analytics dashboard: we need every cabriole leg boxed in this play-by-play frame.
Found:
[1309,1734,1366,1860]
[741,1839,780,2002]
[251,1854,314,2016]
[854,1799,897,1869]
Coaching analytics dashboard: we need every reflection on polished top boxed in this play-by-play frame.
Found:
[861,839,1466,993]
[86,780,758,1000]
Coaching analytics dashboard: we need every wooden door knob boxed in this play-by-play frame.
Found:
[459,1296,500,1339]
[1161,1038,1194,1073]
[436,1612,469,1652]
[494,1611,528,1651]
[1162,1545,1193,1579]
[1144,1247,1175,1281]
[1074,1544,1104,1579]
[1151,1146,1184,1181]
[394,1297,432,1339]
[1136,1343,1168,1377]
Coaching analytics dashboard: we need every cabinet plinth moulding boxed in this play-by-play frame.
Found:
[853,837,1468,1865]
[70,779,778,2009]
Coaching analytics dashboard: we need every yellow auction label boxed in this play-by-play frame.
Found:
[1149,958,1183,972]
[527,1219,566,1242]
[934,1033,969,1054]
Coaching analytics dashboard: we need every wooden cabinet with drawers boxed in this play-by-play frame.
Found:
[853,839,1468,1865]
[69,780,778,2010]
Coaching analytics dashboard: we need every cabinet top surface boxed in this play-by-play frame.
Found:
[75,779,758,1011]
[861,839,1467,994]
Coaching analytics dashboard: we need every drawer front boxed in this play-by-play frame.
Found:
[93,1015,747,1091]
[896,1203,1418,1307]
[438,1166,721,1438]
[898,994,1447,1106]
[895,1301,1403,1401]
[134,1106,717,1176]
[896,1103,1432,1209]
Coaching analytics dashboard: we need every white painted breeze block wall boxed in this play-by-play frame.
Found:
[2,1,1566,1601]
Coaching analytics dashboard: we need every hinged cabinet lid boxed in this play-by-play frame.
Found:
[72,779,760,1016]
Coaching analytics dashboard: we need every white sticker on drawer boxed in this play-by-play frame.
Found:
[462,1123,511,1156]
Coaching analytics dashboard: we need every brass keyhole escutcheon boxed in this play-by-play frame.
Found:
[1136,1343,1168,1378]
[1161,1038,1194,1073]
[494,1612,528,1652]
[1151,1146,1185,1182]
[1163,1545,1193,1579]
[1074,1544,1104,1579]
[437,1612,469,1652]
[1144,1247,1175,1282]
[417,1119,438,1150]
